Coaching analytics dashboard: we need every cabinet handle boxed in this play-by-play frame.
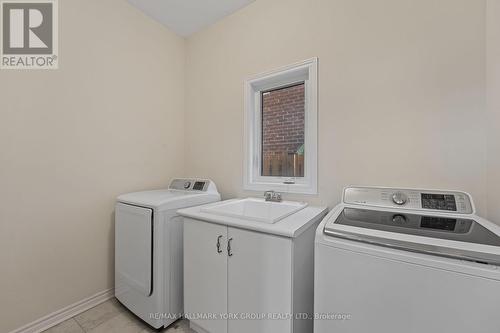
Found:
[216,235,223,254]
[227,238,233,257]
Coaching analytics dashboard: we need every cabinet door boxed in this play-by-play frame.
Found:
[184,219,228,333]
[227,228,293,333]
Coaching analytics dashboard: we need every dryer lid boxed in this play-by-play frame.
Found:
[116,178,220,209]
[117,189,188,208]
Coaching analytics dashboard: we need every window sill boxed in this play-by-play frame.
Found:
[243,181,318,195]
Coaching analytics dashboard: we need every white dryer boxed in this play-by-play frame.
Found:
[115,178,220,329]
[314,186,500,333]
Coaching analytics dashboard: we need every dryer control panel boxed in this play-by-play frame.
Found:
[169,178,213,192]
[343,187,474,214]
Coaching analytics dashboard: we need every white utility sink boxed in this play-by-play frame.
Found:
[200,198,308,224]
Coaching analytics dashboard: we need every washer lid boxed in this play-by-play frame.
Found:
[324,207,500,265]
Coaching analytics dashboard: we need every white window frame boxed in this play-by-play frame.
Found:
[243,58,318,195]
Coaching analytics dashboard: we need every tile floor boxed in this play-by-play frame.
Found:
[43,298,194,333]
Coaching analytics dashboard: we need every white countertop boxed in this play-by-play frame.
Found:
[178,199,328,238]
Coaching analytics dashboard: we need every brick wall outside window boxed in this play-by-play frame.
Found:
[261,83,305,177]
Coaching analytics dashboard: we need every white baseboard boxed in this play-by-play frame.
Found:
[9,288,115,333]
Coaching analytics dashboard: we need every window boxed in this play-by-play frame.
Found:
[244,58,318,194]
[261,83,305,177]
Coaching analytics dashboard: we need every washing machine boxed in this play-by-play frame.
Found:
[314,186,500,333]
[115,178,220,328]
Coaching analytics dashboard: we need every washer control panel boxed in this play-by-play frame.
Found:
[343,187,474,214]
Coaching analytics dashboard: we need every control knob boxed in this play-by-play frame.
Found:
[392,214,407,225]
[184,181,191,189]
[392,192,408,205]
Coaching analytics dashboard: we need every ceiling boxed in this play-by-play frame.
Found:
[127,0,256,37]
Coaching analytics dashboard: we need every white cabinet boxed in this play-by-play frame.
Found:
[227,227,292,333]
[184,220,228,333]
[184,217,318,333]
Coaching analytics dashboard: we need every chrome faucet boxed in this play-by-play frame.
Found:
[264,190,282,202]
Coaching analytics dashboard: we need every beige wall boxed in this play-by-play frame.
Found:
[0,1,185,332]
[487,0,500,223]
[185,0,487,213]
